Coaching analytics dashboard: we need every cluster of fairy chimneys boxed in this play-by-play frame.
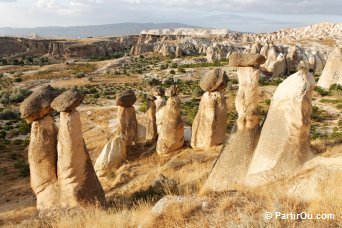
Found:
[22,50,318,211]
[20,87,105,211]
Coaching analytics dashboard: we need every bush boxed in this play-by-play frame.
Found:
[18,121,31,135]
[314,86,330,96]
[0,109,20,120]
[14,77,23,82]
[169,69,176,75]
[75,72,86,78]
[177,67,186,73]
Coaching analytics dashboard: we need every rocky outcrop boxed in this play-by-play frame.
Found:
[116,90,138,145]
[20,85,59,124]
[54,90,105,207]
[191,69,228,149]
[146,96,157,143]
[317,48,342,89]
[157,86,184,155]
[202,66,261,193]
[57,110,106,207]
[28,115,59,210]
[245,69,315,186]
[94,135,127,177]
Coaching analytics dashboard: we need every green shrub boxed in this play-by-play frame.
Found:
[169,69,176,75]
[0,109,20,120]
[314,86,330,96]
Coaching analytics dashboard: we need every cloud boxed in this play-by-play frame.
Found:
[0,0,16,2]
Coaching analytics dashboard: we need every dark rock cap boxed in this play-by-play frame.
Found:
[51,89,84,112]
[153,87,165,96]
[200,68,228,92]
[228,53,266,67]
[116,89,137,107]
[20,85,60,123]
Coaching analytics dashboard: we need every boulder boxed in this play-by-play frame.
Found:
[146,96,157,142]
[317,48,342,89]
[191,91,227,149]
[57,110,106,207]
[199,68,228,92]
[51,89,84,112]
[28,115,59,210]
[202,67,261,193]
[117,106,138,145]
[116,89,137,107]
[245,69,315,186]
[157,94,184,155]
[20,85,59,123]
[229,53,266,67]
[94,135,127,177]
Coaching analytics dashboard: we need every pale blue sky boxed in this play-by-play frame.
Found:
[0,0,341,32]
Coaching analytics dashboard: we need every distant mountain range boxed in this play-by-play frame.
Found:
[0,23,201,38]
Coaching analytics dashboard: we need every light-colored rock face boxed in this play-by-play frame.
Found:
[266,53,286,77]
[157,96,184,155]
[154,96,166,112]
[146,99,157,142]
[317,48,342,89]
[202,67,261,193]
[117,106,138,145]
[286,154,342,201]
[191,91,227,149]
[94,135,127,177]
[156,105,165,134]
[245,70,315,186]
[235,67,260,130]
[57,110,105,207]
[28,115,59,210]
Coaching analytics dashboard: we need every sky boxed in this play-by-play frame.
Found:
[0,0,341,32]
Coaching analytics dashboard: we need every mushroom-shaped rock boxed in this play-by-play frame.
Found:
[117,106,138,145]
[57,110,106,207]
[51,89,84,112]
[191,91,227,149]
[245,69,315,187]
[116,89,137,107]
[199,68,228,92]
[202,67,261,193]
[20,85,59,123]
[157,87,184,155]
[229,53,266,67]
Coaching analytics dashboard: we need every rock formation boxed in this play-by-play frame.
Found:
[153,87,167,112]
[245,68,315,186]
[191,68,228,149]
[94,135,127,177]
[157,85,184,155]
[28,115,60,210]
[52,89,106,208]
[317,47,342,89]
[202,62,262,192]
[20,85,59,124]
[146,96,158,143]
[228,53,266,67]
[116,90,138,145]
